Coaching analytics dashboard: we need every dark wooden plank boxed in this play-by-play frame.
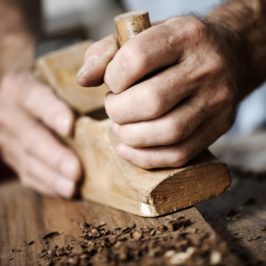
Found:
[206,130,266,265]
[0,181,240,265]
[197,170,266,265]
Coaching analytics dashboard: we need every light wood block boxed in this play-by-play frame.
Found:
[36,41,108,114]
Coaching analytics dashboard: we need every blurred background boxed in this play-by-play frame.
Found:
[41,0,123,40]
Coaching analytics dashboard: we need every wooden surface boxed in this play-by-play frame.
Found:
[0,181,241,266]
[198,132,266,265]
[1,134,265,266]
[36,41,108,114]
[198,170,266,265]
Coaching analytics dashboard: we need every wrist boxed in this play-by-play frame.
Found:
[203,17,254,103]
[205,0,266,101]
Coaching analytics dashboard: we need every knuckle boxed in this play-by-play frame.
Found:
[185,16,207,39]
[119,125,144,147]
[163,23,182,50]
[124,43,150,74]
[214,86,234,107]
[144,89,166,118]
[119,127,134,145]
[164,19,187,46]
[165,33,183,53]
[169,148,190,167]
[169,118,187,143]
[206,54,225,75]
[164,16,207,49]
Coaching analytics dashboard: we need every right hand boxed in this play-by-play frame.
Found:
[0,71,81,198]
[77,20,238,169]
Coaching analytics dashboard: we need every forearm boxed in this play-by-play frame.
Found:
[0,0,36,78]
[206,0,266,100]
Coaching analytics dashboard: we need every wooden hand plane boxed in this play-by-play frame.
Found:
[36,11,231,217]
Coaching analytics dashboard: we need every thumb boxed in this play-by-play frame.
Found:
[76,34,118,87]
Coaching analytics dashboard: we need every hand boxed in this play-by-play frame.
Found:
[0,71,81,197]
[77,16,238,169]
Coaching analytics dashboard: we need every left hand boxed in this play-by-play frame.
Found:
[77,16,239,169]
[0,71,81,197]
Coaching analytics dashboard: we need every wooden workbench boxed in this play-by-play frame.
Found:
[0,134,265,266]
[0,177,241,265]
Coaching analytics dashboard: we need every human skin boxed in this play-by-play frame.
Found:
[77,0,266,169]
[0,0,81,197]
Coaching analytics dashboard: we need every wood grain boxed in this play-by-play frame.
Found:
[0,181,241,266]
[36,41,108,114]
[197,166,266,265]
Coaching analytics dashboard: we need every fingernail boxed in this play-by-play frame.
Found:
[117,144,133,161]
[76,56,97,82]
[55,178,75,198]
[55,112,73,136]
[60,157,81,180]
[112,123,119,136]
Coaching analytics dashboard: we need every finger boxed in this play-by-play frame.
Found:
[2,72,74,137]
[117,113,232,169]
[0,133,56,197]
[22,74,74,137]
[112,96,208,147]
[20,173,57,197]
[104,17,200,93]
[76,34,118,86]
[23,152,76,199]
[2,108,81,181]
[0,131,76,198]
[0,132,22,173]
[105,61,197,124]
